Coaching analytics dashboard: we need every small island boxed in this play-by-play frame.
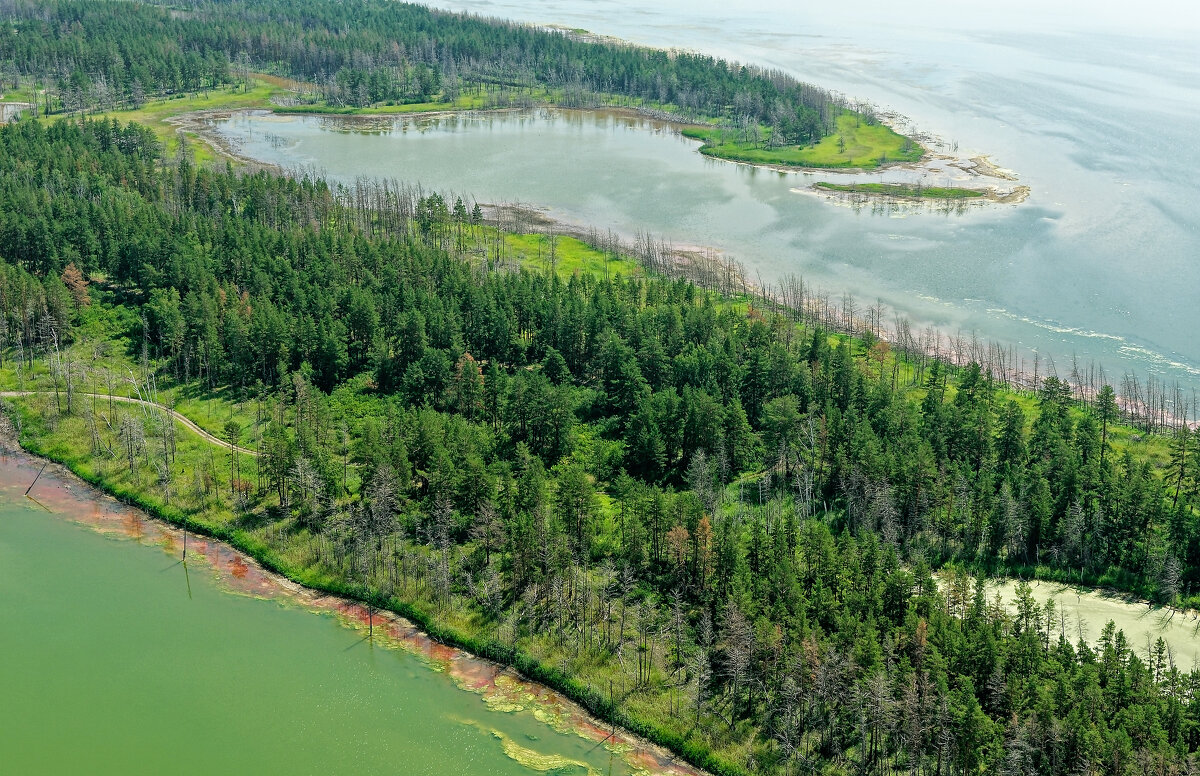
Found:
[682,111,923,169]
[680,111,1028,204]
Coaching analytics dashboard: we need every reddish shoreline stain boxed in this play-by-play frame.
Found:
[0,448,707,776]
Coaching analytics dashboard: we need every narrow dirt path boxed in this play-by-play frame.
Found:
[0,391,259,457]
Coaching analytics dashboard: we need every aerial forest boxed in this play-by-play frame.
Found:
[0,0,840,141]
[0,2,1198,775]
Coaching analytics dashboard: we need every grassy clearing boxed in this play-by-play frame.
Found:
[503,231,643,279]
[1,351,265,449]
[1,87,36,104]
[683,112,922,169]
[88,82,281,161]
[101,83,278,126]
[13,392,257,511]
[814,182,985,199]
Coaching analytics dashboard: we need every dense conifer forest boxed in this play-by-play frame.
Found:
[0,0,840,140]
[2,114,1199,776]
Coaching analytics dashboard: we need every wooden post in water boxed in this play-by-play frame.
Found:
[609,679,615,740]
[25,461,48,496]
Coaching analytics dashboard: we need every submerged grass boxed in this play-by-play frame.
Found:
[492,731,599,775]
[814,182,986,199]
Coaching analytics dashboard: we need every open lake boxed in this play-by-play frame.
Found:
[0,449,690,775]
[212,0,1200,393]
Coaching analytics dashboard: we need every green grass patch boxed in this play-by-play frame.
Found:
[503,231,642,279]
[683,111,922,169]
[1,88,36,105]
[92,82,281,159]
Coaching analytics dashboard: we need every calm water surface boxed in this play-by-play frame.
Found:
[214,0,1200,390]
[987,578,1200,664]
[0,451,662,775]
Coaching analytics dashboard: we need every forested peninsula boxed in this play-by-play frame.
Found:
[0,2,1196,775]
[0,0,926,173]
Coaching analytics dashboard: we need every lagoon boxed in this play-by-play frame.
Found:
[212,0,1200,392]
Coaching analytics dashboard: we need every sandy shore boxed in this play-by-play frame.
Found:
[165,108,285,168]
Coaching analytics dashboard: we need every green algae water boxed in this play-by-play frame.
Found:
[0,450,688,775]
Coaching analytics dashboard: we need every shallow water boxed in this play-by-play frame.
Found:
[981,578,1200,666]
[213,1,1200,391]
[0,449,694,775]
[0,103,29,122]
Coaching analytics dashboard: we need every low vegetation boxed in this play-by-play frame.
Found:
[101,82,280,160]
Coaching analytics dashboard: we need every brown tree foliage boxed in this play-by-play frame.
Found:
[60,262,89,308]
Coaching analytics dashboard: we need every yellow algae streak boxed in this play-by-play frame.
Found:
[533,706,565,729]
[483,674,533,713]
[485,697,527,713]
[492,731,597,774]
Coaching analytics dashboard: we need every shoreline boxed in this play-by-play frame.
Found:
[167,107,1191,426]
[165,108,284,169]
[169,115,1167,425]
[101,108,1196,426]
[0,432,711,776]
[174,103,1024,205]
